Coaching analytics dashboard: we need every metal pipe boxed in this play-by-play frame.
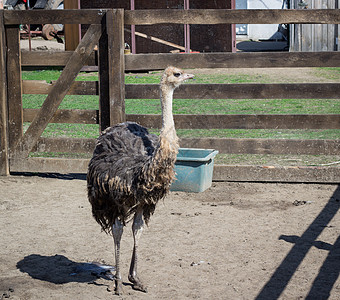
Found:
[27,0,31,51]
[184,0,190,53]
[78,0,81,43]
[130,0,136,54]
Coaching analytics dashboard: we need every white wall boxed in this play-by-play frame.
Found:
[237,0,286,40]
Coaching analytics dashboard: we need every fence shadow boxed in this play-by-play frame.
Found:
[256,185,340,300]
[16,254,114,284]
[11,172,86,181]
[306,234,340,299]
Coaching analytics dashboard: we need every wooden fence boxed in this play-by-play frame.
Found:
[1,8,340,182]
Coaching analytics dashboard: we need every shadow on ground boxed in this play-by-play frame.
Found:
[16,254,114,284]
[11,172,86,181]
[256,185,340,300]
[236,40,288,52]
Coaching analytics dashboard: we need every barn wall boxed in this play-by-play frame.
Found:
[80,0,233,53]
[290,0,339,51]
[133,0,184,53]
[189,0,232,52]
[238,0,285,40]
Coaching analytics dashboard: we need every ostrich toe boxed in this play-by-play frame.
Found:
[114,278,123,295]
[128,274,147,293]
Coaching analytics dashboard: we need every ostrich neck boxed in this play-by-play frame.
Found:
[138,82,179,191]
[159,84,179,153]
[160,85,177,138]
[160,85,175,131]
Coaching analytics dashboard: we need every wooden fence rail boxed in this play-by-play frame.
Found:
[22,80,340,99]
[124,9,340,25]
[22,109,340,130]
[1,8,339,183]
[22,51,340,69]
[4,9,340,25]
[27,137,339,156]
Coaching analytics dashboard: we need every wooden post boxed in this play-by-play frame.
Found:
[0,11,9,175]
[98,9,125,131]
[64,0,81,51]
[98,15,110,131]
[5,24,23,154]
[108,9,126,125]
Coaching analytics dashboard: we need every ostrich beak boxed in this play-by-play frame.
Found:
[183,73,194,81]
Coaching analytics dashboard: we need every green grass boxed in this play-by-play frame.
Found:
[23,94,99,110]
[22,69,63,81]
[23,124,339,141]
[316,67,340,80]
[174,129,340,140]
[21,68,340,164]
[22,96,340,115]
[23,123,100,139]
[214,154,340,167]
[125,98,340,115]
[28,151,340,167]
[124,72,269,84]
[22,68,340,114]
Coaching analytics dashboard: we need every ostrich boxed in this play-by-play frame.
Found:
[87,66,194,295]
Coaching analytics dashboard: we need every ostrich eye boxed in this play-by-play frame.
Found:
[174,72,181,77]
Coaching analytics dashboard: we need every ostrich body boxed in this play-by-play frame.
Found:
[87,67,194,294]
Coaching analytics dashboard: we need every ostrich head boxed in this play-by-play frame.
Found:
[161,66,194,89]
[159,66,194,141]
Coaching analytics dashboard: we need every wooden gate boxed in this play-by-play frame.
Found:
[1,8,340,182]
[0,9,125,174]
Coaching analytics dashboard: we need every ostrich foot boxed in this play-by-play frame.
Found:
[114,278,123,295]
[128,274,147,293]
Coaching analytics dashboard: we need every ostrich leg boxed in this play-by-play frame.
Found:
[128,208,147,292]
[112,218,124,295]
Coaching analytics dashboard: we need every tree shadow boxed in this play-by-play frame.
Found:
[16,254,114,284]
[256,185,340,300]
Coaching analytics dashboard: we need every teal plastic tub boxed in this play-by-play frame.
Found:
[170,148,219,193]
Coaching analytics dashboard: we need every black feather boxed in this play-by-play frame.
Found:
[87,121,175,233]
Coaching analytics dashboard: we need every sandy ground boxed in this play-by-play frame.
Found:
[20,37,65,52]
[1,174,339,300]
[6,38,339,299]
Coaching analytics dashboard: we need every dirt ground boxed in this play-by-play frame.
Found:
[1,174,339,300]
[4,38,338,299]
